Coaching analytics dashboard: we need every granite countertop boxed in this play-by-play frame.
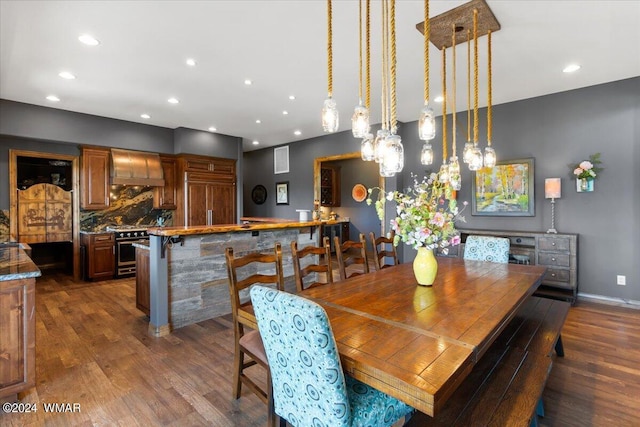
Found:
[148,220,323,237]
[0,245,42,281]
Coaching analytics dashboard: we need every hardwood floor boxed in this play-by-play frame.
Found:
[2,271,639,426]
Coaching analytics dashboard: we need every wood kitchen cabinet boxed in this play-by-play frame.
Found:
[81,232,115,280]
[153,155,177,210]
[0,277,36,398]
[80,147,110,210]
[320,164,341,207]
[135,247,150,316]
[175,155,236,226]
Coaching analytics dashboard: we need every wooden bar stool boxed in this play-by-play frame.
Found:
[291,237,333,292]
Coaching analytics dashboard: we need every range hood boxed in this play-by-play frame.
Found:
[110,148,165,186]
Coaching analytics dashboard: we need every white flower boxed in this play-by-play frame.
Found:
[387,191,394,201]
[579,161,593,170]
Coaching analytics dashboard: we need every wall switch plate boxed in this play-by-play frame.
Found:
[616,275,626,286]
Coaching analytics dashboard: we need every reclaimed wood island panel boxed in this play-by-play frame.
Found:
[144,220,325,336]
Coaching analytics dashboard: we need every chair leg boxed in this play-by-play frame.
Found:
[555,334,565,357]
[267,370,276,427]
[232,344,243,399]
[536,397,545,417]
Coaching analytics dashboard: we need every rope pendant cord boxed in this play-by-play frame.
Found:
[442,46,447,162]
[381,0,388,129]
[487,30,492,145]
[390,0,397,133]
[327,0,333,97]
[366,0,370,109]
[451,24,456,157]
[358,0,363,103]
[467,29,471,143]
[424,0,430,103]
[473,8,479,145]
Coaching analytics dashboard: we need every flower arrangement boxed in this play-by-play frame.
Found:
[570,153,603,180]
[366,173,467,252]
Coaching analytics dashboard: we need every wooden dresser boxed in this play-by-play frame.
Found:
[438,228,578,304]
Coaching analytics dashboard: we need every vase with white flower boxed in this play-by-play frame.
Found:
[571,153,602,193]
[366,173,467,286]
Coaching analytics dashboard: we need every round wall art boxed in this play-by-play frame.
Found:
[352,183,367,202]
[251,185,267,205]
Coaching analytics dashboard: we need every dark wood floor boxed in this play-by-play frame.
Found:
[2,271,639,426]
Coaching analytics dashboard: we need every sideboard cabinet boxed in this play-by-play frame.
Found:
[439,229,578,304]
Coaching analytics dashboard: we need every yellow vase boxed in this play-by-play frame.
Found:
[413,247,438,286]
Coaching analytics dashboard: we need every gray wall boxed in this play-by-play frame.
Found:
[0,99,244,214]
[243,77,640,302]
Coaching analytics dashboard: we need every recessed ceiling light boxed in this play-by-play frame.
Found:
[252,140,260,145]
[46,95,60,102]
[244,79,253,85]
[208,126,217,132]
[282,111,289,115]
[563,64,581,73]
[58,71,76,80]
[186,58,196,67]
[294,130,302,136]
[434,95,444,103]
[255,119,261,124]
[167,97,179,104]
[140,113,151,119]
[78,34,99,46]
[289,95,296,100]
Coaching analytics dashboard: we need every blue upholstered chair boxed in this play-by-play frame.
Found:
[463,235,510,264]
[250,285,414,427]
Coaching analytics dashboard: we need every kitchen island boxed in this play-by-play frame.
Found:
[144,219,328,336]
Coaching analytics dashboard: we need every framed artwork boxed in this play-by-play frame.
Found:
[251,185,267,205]
[471,158,534,216]
[275,181,289,205]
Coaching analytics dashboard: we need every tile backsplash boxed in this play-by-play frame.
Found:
[80,185,173,231]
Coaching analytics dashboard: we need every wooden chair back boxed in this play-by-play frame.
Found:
[291,237,333,292]
[334,233,369,281]
[369,231,399,271]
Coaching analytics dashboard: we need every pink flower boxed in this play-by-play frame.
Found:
[579,161,593,170]
[450,235,461,246]
[573,167,583,176]
[430,212,445,228]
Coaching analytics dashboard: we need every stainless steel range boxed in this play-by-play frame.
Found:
[106,226,149,278]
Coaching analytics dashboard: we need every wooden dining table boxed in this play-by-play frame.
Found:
[293,257,547,417]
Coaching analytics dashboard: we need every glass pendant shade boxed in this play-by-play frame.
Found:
[420,143,434,165]
[449,156,461,190]
[418,104,436,141]
[373,129,390,163]
[322,97,339,132]
[483,146,496,168]
[379,135,404,177]
[351,105,370,137]
[462,142,474,164]
[361,133,375,161]
[468,145,484,171]
[438,163,450,183]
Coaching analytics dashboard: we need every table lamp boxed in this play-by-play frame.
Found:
[545,178,561,234]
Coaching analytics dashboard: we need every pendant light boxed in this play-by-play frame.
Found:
[352,0,370,138]
[483,29,497,168]
[418,0,436,142]
[468,8,484,171]
[462,29,474,164]
[438,44,449,183]
[322,0,339,133]
[448,23,461,190]
[360,0,375,161]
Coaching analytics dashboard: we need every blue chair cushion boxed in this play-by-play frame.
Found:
[463,235,510,264]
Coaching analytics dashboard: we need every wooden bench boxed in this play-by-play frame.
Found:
[406,296,570,427]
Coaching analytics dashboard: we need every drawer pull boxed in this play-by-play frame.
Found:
[552,242,556,246]
[551,273,556,277]
[552,257,556,261]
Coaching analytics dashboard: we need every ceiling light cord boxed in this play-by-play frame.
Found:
[358,0,363,104]
[390,0,397,133]
[424,0,430,103]
[442,45,447,162]
[327,0,333,97]
[366,0,371,109]
[473,8,479,145]
[487,30,492,145]
[467,29,471,143]
[452,24,457,157]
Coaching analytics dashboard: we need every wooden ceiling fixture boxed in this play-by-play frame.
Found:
[415,0,500,50]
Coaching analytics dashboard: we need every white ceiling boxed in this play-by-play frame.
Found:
[1,1,639,152]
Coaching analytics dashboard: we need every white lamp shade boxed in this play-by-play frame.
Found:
[545,178,562,199]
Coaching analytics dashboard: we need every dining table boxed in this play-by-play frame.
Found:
[292,257,548,417]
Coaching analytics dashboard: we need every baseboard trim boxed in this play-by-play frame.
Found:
[577,292,640,309]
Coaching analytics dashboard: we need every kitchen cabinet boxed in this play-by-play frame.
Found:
[320,164,341,207]
[17,183,72,244]
[175,155,236,226]
[80,147,110,210]
[135,247,150,316]
[321,221,350,252]
[81,232,115,280]
[153,155,177,210]
[0,276,35,398]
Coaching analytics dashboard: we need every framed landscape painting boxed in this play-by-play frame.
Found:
[471,158,534,216]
